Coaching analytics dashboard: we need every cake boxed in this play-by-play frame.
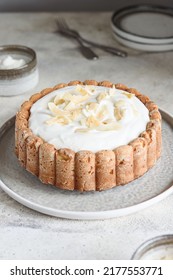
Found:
[15,80,162,191]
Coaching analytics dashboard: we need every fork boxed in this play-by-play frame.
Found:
[56,18,127,57]
[56,18,98,60]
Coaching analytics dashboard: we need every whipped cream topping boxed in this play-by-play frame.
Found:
[0,55,26,70]
[29,85,150,152]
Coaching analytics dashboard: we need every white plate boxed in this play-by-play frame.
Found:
[0,109,173,220]
[111,5,173,45]
[112,31,173,52]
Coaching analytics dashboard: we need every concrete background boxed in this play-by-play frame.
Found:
[0,0,173,12]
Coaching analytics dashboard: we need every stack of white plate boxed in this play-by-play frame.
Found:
[111,5,173,51]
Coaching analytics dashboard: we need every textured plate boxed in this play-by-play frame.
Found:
[0,110,173,220]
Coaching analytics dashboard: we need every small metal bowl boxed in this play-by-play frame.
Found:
[132,235,173,260]
[0,45,38,96]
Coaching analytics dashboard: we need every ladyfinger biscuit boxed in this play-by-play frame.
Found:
[130,137,148,179]
[141,128,157,169]
[98,81,113,87]
[115,83,129,91]
[115,145,134,185]
[18,128,32,167]
[56,148,75,190]
[96,150,116,191]
[149,109,161,120]
[53,83,68,90]
[18,107,30,120]
[26,135,43,176]
[145,101,158,111]
[15,112,28,156]
[15,111,28,127]
[29,92,43,103]
[21,100,33,111]
[41,88,53,97]
[126,88,141,97]
[137,95,150,104]
[68,80,83,86]
[147,119,162,158]
[84,80,98,86]
[39,143,56,185]
[75,151,95,191]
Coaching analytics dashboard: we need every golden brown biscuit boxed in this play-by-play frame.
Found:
[96,150,116,191]
[56,148,75,191]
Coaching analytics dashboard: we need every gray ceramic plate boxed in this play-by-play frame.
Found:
[0,109,173,220]
[111,5,173,44]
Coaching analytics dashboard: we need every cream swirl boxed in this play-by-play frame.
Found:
[29,85,149,152]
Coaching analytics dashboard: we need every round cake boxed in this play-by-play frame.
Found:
[15,80,162,191]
